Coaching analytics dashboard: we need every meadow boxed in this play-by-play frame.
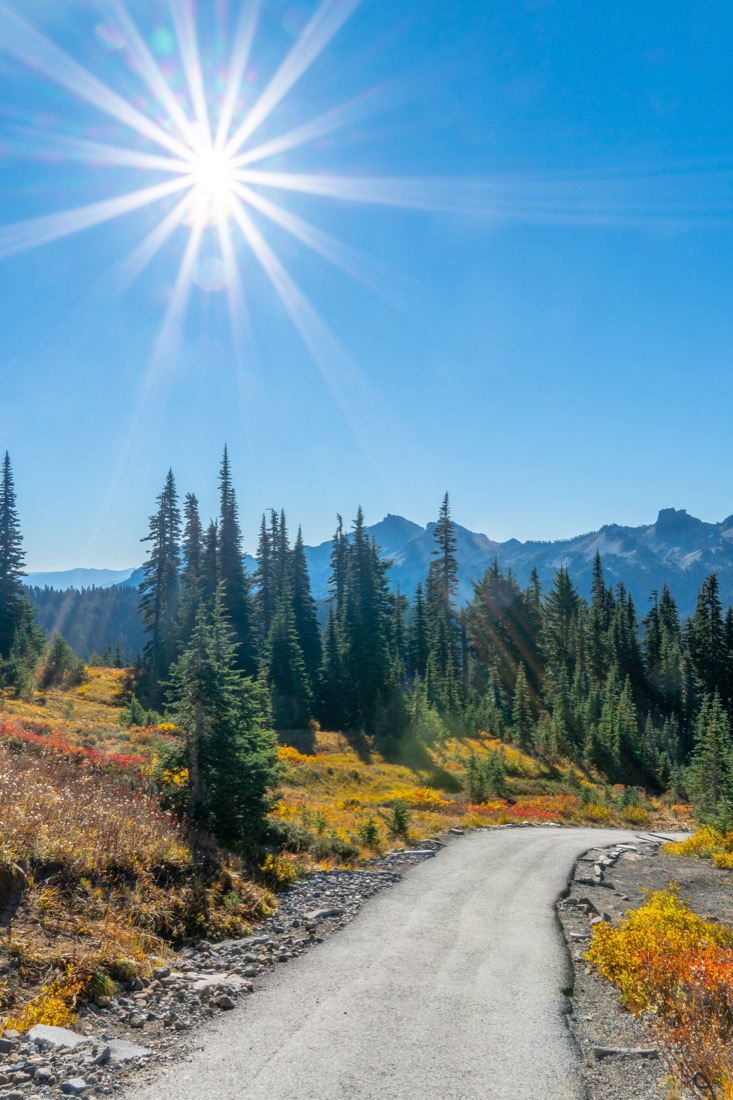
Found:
[0,667,690,1031]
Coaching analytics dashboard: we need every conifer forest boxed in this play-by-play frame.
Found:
[3,446,733,841]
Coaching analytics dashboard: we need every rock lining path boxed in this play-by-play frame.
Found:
[125,827,644,1100]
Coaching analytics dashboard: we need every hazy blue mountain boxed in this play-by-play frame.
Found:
[30,507,733,621]
[26,566,137,590]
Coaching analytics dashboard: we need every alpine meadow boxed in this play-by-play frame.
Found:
[2,2,733,1099]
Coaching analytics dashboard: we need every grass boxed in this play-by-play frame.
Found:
[0,667,691,1029]
[272,727,690,859]
[0,731,274,1032]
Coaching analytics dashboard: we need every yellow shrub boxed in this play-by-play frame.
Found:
[4,966,85,1033]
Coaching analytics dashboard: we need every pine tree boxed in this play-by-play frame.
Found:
[511,662,534,749]
[177,493,204,650]
[291,527,322,688]
[139,469,181,700]
[317,607,345,729]
[687,573,726,700]
[686,693,733,828]
[541,567,580,676]
[328,515,348,613]
[217,447,256,676]
[265,590,313,729]
[432,492,459,612]
[254,514,276,647]
[201,521,219,608]
[0,453,26,661]
[166,591,278,845]
[339,509,392,729]
[408,582,430,679]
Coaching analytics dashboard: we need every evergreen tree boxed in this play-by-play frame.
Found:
[0,453,26,661]
[166,591,278,845]
[139,469,181,701]
[318,607,346,729]
[201,521,219,608]
[254,514,276,647]
[339,509,392,729]
[291,527,322,687]
[687,573,726,700]
[511,662,534,749]
[541,567,580,676]
[328,515,348,613]
[686,693,733,828]
[432,492,459,612]
[265,590,313,729]
[408,582,430,679]
[217,447,256,676]
[6,600,44,698]
[177,493,204,649]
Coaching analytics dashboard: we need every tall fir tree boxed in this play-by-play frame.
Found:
[265,589,313,729]
[139,469,181,701]
[177,493,204,650]
[291,527,322,688]
[254,514,276,647]
[217,447,256,676]
[0,453,26,661]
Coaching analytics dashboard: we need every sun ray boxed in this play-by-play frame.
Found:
[233,181,383,288]
[169,0,211,146]
[0,176,193,261]
[224,0,362,157]
[0,3,192,162]
[231,83,396,169]
[216,215,258,401]
[5,125,191,175]
[101,0,196,145]
[215,0,261,152]
[119,192,195,286]
[149,212,206,375]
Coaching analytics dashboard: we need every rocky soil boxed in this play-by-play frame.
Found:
[4,825,730,1100]
[0,836,463,1099]
[558,833,733,1100]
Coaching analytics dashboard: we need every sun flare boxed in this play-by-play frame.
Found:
[186,143,238,225]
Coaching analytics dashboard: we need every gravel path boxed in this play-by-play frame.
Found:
[115,826,643,1100]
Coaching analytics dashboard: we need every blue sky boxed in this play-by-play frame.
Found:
[1,0,733,570]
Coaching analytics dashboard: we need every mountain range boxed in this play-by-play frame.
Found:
[26,506,733,620]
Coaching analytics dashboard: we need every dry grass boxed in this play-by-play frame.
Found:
[273,729,690,859]
[0,741,274,1031]
[0,669,690,1029]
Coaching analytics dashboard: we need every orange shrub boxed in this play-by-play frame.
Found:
[588,889,733,1098]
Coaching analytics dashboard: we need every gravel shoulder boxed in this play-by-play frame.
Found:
[558,833,733,1100]
[5,826,729,1100]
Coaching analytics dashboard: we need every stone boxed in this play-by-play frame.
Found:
[1,1092,24,1100]
[215,995,235,1010]
[35,1066,56,1083]
[0,1037,15,1054]
[302,908,343,922]
[61,1079,90,1095]
[449,828,465,835]
[28,1025,86,1050]
[90,1046,111,1067]
[191,974,248,994]
[105,1039,152,1064]
[128,1016,146,1030]
[152,966,170,980]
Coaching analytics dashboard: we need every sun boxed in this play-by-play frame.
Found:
[186,143,238,225]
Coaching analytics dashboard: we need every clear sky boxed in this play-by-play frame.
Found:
[1,0,733,571]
